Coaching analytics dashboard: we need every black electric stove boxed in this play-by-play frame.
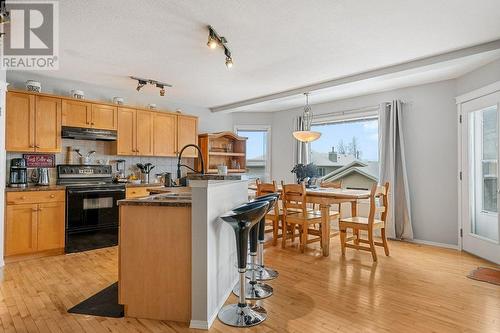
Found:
[57,165,125,253]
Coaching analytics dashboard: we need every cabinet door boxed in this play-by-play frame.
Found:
[37,202,65,251]
[35,96,61,152]
[153,112,177,157]
[136,110,154,156]
[62,99,91,128]
[177,115,198,157]
[117,108,136,155]
[91,104,117,130]
[5,204,38,256]
[6,92,35,152]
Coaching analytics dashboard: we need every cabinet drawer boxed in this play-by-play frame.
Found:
[126,187,161,198]
[7,190,65,205]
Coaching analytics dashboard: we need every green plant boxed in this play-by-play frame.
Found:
[291,163,318,183]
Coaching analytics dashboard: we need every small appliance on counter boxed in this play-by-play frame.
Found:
[31,168,50,186]
[114,159,128,183]
[9,158,28,188]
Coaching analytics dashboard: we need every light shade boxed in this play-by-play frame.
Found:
[292,130,321,142]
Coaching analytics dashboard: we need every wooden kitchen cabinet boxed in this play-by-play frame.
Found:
[62,100,117,130]
[136,110,154,156]
[91,104,118,130]
[6,92,61,153]
[34,96,62,152]
[6,91,35,152]
[116,108,154,156]
[37,202,65,251]
[117,107,136,155]
[177,115,198,158]
[5,203,38,256]
[153,112,177,157]
[5,191,65,262]
[62,99,92,128]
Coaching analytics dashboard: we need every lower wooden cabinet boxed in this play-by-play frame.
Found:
[126,186,162,199]
[5,191,65,262]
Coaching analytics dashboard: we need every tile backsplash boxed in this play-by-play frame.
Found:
[6,139,194,185]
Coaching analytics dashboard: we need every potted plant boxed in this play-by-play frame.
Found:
[291,163,318,187]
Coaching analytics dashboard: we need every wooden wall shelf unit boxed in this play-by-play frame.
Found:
[198,132,247,173]
[5,89,198,157]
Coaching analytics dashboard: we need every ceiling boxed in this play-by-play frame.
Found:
[25,0,500,110]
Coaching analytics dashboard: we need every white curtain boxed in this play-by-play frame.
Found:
[294,116,310,165]
[379,100,413,240]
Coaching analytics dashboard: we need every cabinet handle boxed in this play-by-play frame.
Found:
[91,122,95,125]
[35,145,40,148]
[50,194,55,198]
[29,144,34,148]
[21,196,26,200]
[32,208,37,212]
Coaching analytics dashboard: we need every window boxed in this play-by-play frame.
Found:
[235,126,271,181]
[310,116,379,190]
[480,107,497,213]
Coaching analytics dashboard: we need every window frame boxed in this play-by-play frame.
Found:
[234,124,272,181]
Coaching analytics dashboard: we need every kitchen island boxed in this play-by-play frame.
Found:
[117,178,248,329]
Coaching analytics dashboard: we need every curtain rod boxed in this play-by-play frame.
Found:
[312,100,409,120]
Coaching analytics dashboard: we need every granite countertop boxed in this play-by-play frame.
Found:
[125,183,164,188]
[5,184,66,192]
[118,192,192,207]
[186,174,245,181]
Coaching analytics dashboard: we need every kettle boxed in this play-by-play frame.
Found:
[32,168,50,186]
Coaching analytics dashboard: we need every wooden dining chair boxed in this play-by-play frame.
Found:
[256,179,281,246]
[281,182,339,253]
[339,182,390,261]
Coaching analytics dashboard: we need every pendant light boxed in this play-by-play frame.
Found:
[293,93,321,142]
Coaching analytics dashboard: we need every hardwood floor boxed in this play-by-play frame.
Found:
[0,239,498,333]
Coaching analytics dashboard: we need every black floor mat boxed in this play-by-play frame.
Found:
[68,282,124,318]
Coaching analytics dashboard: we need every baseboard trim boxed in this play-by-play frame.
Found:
[405,238,459,250]
[189,275,239,330]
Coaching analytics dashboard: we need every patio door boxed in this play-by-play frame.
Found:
[460,91,500,264]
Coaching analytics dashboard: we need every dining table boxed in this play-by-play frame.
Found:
[249,185,371,257]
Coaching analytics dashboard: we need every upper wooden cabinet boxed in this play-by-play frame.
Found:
[136,110,154,156]
[6,92,35,152]
[91,104,118,130]
[6,92,61,153]
[62,99,117,130]
[116,107,136,155]
[62,100,91,128]
[153,112,177,157]
[34,96,62,152]
[177,115,198,158]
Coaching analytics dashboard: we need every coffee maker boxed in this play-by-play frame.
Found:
[9,158,28,188]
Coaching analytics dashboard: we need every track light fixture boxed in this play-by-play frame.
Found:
[0,0,10,25]
[130,76,172,96]
[207,25,233,69]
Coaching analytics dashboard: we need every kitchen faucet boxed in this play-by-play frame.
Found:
[176,144,205,185]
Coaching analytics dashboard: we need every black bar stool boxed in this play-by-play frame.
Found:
[218,200,270,327]
[246,193,280,281]
[232,193,279,300]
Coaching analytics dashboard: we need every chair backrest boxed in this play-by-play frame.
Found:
[281,182,308,216]
[256,179,277,196]
[367,182,390,226]
[320,180,342,189]
[256,179,280,215]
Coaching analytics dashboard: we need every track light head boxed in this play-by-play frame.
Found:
[225,57,233,69]
[157,84,166,96]
[136,80,147,91]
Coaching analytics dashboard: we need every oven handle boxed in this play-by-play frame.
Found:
[67,188,126,194]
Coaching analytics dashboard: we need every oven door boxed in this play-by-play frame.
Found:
[66,187,125,232]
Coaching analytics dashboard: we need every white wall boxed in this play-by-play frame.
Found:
[6,72,233,133]
[234,80,460,246]
[456,58,500,96]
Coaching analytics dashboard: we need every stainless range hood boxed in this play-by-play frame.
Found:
[62,126,117,141]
